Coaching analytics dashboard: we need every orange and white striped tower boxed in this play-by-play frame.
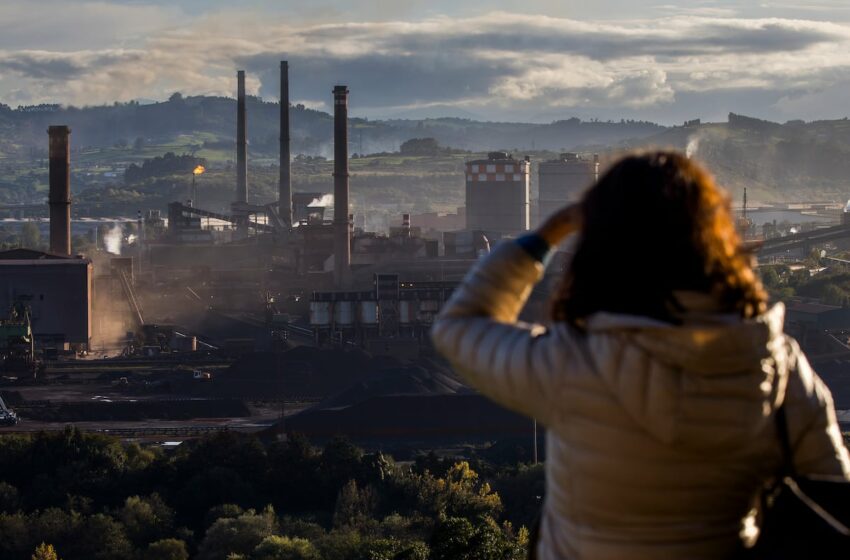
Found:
[464,152,530,237]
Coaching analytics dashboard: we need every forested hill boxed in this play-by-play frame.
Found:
[635,114,850,201]
[4,96,850,207]
[0,95,665,157]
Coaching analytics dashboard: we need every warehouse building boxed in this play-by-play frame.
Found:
[0,249,92,349]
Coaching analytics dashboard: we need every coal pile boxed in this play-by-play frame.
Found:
[211,346,462,400]
[0,390,24,406]
[19,399,249,422]
[317,366,468,409]
[285,393,531,440]
[280,352,533,441]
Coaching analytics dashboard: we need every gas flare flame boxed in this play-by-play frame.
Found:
[193,165,205,175]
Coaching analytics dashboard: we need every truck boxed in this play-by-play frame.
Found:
[192,370,213,382]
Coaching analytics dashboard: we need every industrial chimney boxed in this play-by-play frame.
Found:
[48,125,71,256]
[236,70,248,204]
[333,85,350,287]
[279,61,292,226]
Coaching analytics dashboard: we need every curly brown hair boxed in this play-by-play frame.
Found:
[551,151,767,326]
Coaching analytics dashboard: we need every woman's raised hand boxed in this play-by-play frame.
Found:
[535,203,582,247]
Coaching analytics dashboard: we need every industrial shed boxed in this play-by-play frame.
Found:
[0,249,92,348]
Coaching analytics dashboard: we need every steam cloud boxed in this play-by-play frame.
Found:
[104,224,122,255]
[686,136,700,158]
[308,194,334,207]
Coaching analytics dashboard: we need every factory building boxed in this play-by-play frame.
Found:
[537,153,598,224]
[465,152,530,238]
[0,249,92,349]
[0,125,92,350]
[310,276,456,356]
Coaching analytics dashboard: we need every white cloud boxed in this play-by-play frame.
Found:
[0,8,849,121]
[0,1,182,50]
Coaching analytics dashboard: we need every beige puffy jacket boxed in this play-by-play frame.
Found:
[431,241,850,560]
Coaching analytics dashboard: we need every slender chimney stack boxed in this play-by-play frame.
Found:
[48,125,71,256]
[279,61,292,226]
[333,85,351,286]
[236,70,248,204]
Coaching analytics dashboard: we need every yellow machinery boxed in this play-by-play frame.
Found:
[0,299,37,377]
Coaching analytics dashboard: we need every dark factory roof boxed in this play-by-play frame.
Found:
[0,248,83,261]
[466,155,519,165]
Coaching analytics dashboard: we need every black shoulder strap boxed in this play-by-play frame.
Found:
[775,337,798,479]
[775,403,797,478]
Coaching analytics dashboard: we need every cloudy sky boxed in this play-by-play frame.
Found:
[1,0,849,123]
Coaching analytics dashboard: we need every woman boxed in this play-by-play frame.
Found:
[431,151,850,560]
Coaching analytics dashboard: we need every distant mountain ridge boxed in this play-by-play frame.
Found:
[0,95,665,156]
[4,97,850,203]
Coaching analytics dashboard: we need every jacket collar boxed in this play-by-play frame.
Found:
[585,292,784,334]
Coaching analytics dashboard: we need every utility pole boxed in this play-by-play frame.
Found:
[533,418,538,464]
[277,341,286,439]
[137,210,143,278]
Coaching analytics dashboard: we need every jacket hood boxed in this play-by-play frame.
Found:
[627,303,784,375]
[584,302,788,453]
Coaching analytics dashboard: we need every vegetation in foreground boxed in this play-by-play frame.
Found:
[0,428,542,560]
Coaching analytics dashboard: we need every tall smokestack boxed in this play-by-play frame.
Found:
[279,61,292,226]
[333,85,350,286]
[48,125,71,256]
[236,70,248,204]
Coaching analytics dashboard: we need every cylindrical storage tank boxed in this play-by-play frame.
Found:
[310,301,331,326]
[419,299,440,313]
[399,300,416,324]
[418,296,440,324]
[359,300,379,325]
[334,300,355,326]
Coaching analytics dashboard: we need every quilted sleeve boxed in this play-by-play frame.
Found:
[784,340,850,477]
[430,240,575,422]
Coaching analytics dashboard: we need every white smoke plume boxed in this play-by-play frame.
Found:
[685,135,700,158]
[104,224,122,255]
[308,194,334,207]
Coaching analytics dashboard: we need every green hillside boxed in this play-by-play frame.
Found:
[631,114,850,203]
[4,99,850,216]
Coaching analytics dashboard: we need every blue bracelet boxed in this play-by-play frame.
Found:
[515,233,552,264]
